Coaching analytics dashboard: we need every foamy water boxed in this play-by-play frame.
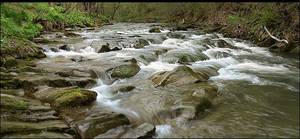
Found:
[41,23,299,137]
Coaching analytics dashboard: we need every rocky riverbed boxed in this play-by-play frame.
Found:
[1,23,299,138]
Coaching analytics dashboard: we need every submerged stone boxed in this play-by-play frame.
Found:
[150,66,209,87]
[134,39,149,49]
[75,111,130,138]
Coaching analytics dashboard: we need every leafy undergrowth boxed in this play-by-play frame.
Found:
[0,3,97,40]
[0,3,103,67]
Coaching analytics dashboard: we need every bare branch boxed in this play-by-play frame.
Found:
[264,26,288,44]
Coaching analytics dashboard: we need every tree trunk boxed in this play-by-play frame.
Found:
[111,3,120,20]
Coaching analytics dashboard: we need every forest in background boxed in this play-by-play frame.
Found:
[1,2,299,65]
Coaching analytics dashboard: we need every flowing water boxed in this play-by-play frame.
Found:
[37,23,299,138]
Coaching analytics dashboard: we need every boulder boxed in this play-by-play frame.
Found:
[118,85,135,92]
[110,59,141,79]
[47,78,95,88]
[75,111,130,138]
[70,56,84,62]
[161,49,209,64]
[166,32,185,39]
[50,47,59,52]
[94,123,155,138]
[134,39,149,49]
[149,27,161,33]
[0,93,73,138]
[34,87,97,109]
[59,44,70,51]
[111,84,135,93]
[48,79,73,87]
[110,47,121,51]
[0,37,46,67]
[52,88,96,108]
[215,39,235,48]
[153,49,169,56]
[157,83,217,120]
[98,43,111,53]
[150,66,209,87]
[55,69,91,78]
[121,123,156,138]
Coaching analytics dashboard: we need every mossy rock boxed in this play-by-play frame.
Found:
[134,39,149,49]
[215,39,235,48]
[0,78,23,89]
[48,79,73,88]
[47,78,96,88]
[0,37,46,68]
[75,79,96,88]
[111,62,141,79]
[39,88,97,109]
[17,66,44,73]
[0,120,69,134]
[161,49,209,64]
[76,112,130,138]
[0,56,18,68]
[149,27,161,33]
[150,66,209,87]
[0,95,29,110]
[166,32,185,39]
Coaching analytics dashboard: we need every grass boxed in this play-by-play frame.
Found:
[0,3,97,41]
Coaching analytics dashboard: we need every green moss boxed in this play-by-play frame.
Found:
[0,95,29,110]
[0,37,46,68]
[1,56,17,67]
[111,63,141,78]
[53,89,85,108]
[44,88,97,108]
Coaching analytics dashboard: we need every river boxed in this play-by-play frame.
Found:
[37,23,299,138]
